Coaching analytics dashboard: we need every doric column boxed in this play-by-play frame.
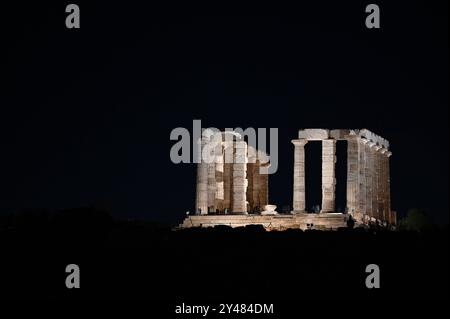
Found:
[204,133,222,213]
[195,137,209,215]
[378,148,388,221]
[385,151,392,223]
[232,140,248,214]
[252,160,261,211]
[372,144,382,220]
[215,145,224,211]
[346,136,359,215]
[223,162,233,211]
[358,138,369,221]
[259,166,269,210]
[207,161,216,213]
[321,139,336,213]
[247,162,255,210]
[365,141,375,219]
[223,143,234,212]
[292,139,308,213]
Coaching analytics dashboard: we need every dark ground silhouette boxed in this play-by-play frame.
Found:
[0,208,448,300]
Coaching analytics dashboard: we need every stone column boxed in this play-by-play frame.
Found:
[372,144,382,220]
[365,141,375,219]
[207,161,216,213]
[247,162,255,210]
[321,139,336,213]
[232,140,248,214]
[195,137,209,215]
[292,139,308,213]
[385,151,392,223]
[358,138,369,221]
[215,146,224,211]
[223,162,233,212]
[378,148,388,221]
[206,133,221,213]
[259,167,269,210]
[223,144,234,212]
[252,160,261,212]
[346,136,359,215]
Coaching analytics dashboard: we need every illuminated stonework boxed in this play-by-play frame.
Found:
[195,130,270,215]
[179,128,396,231]
[292,129,395,226]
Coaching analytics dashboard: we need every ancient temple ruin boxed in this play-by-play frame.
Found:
[179,128,396,230]
[194,130,269,215]
[291,129,395,225]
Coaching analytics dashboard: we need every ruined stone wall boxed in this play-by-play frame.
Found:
[195,132,269,214]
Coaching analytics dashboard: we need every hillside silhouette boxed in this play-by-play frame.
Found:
[0,207,448,299]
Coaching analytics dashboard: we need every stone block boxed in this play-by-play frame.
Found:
[298,129,329,140]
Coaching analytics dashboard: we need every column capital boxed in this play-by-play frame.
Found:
[385,151,392,157]
[378,147,388,154]
[291,139,308,146]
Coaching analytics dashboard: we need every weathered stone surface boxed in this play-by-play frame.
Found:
[196,162,208,215]
[207,161,216,212]
[358,128,389,149]
[194,132,270,215]
[195,138,209,215]
[179,213,348,231]
[330,129,352,140]
[298,129,329,140]
[346,136,359,215]
[292,139,307,213]
[365,142,374,217]
[356,138,368,222]
[258,168,269,211]
[261,204,278,215]
[321,139,336,213]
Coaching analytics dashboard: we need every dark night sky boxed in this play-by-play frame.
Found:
[1,1,448,225]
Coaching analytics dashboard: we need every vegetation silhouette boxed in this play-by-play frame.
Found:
[0,207,448,299]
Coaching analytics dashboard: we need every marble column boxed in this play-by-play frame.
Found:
[259,167,269,210]
[246,162,255,210]
[195,137,209,215]
[206,133,221,213]
[252,160,261,211]
[358,138,369,221]
[372,144,382,220]
[292,139,308,213]
[385,151,392,223]
[223,144,234,212]
[346,136,359,215]
[207,162,216,213]
[232,140,248,214]
[321,139,336,213]
[215,145,224,211]
[378,148,388,221]
[365,141,375,219]
[223,161,233,212]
